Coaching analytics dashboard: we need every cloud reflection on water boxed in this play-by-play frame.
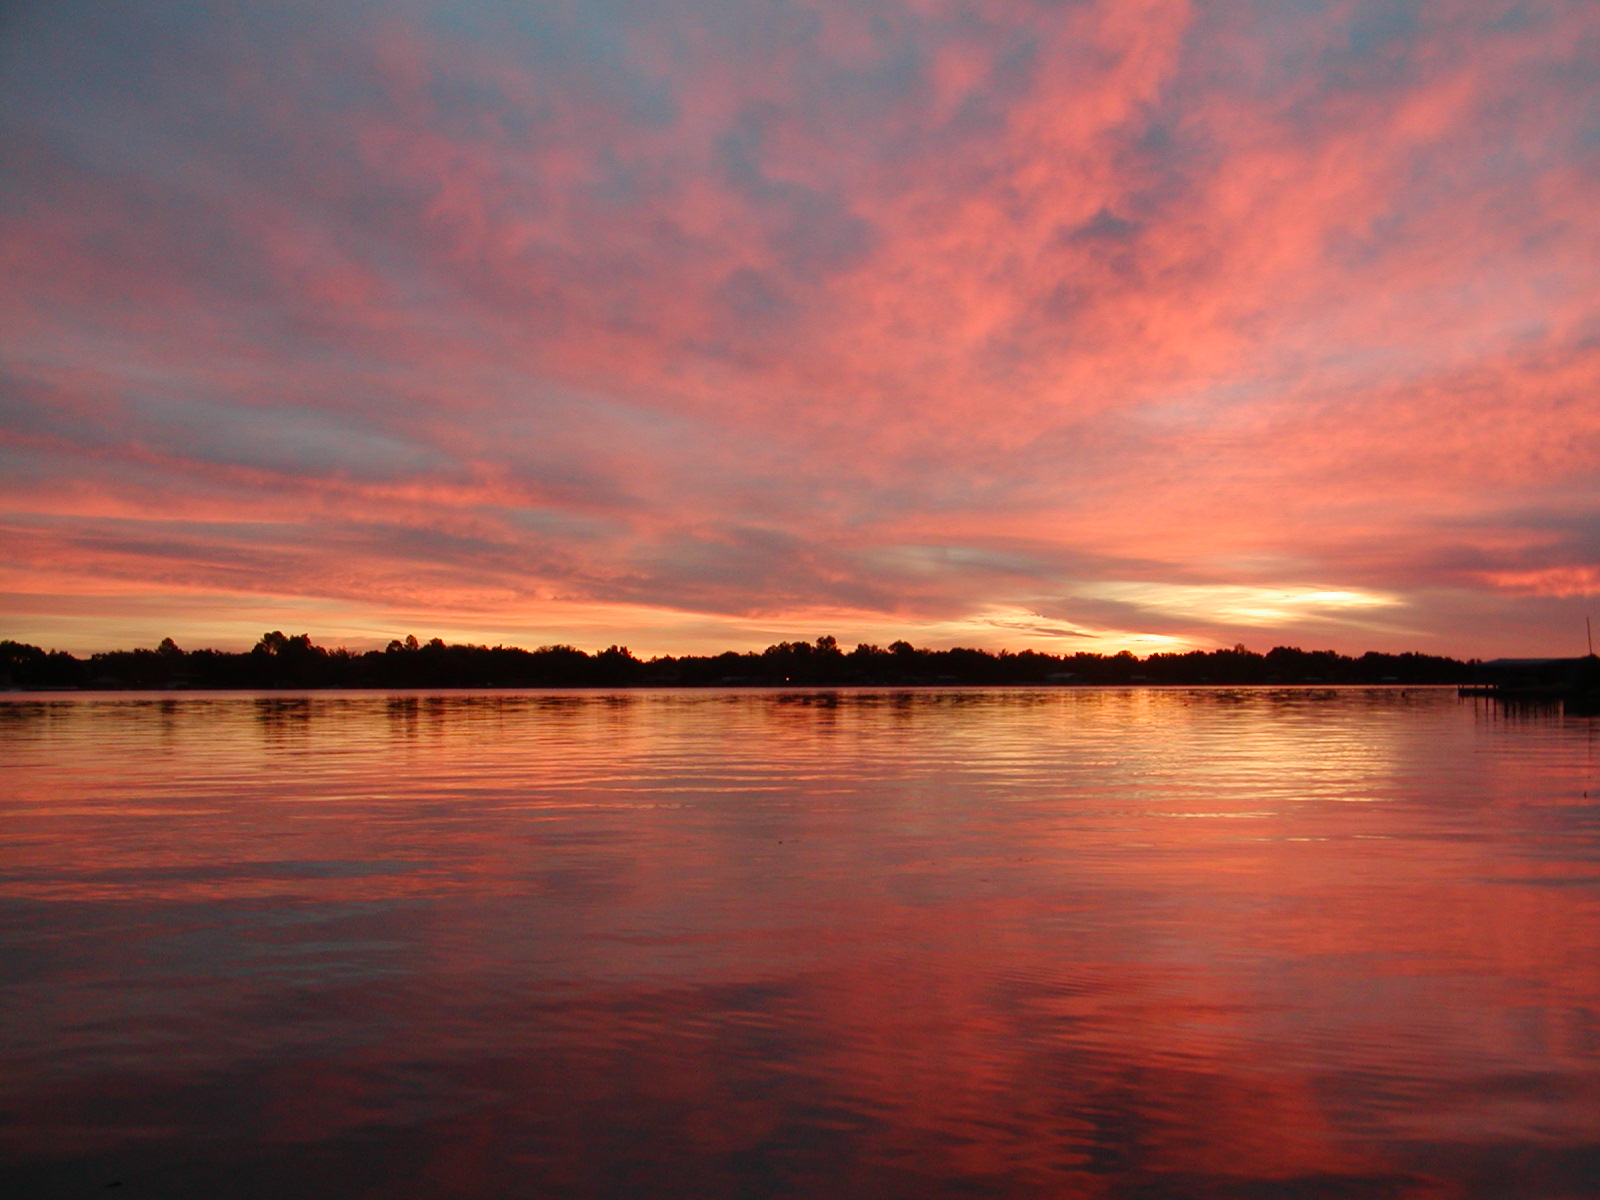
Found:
[1,688,1598,1197]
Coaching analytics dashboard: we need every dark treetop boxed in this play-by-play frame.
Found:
[0,633,1476,691]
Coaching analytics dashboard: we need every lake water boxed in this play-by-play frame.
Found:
[2,687,1598,1199]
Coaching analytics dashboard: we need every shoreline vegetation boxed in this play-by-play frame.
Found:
[1,632,1478,691]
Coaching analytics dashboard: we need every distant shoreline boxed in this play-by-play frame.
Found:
[2,632,1481,691]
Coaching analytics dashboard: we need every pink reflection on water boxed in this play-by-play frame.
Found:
[1,689,1598,1198]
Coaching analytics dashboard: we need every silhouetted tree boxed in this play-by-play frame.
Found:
[0,634,1478,691]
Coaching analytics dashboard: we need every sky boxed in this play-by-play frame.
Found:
[3,0,1600,659]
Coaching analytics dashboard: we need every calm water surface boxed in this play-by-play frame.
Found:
[2,687,1598,1198]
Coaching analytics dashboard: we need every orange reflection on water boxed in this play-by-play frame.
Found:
[1,688,1598,1198]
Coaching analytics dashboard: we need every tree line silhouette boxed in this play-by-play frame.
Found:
[0,632,1477,690]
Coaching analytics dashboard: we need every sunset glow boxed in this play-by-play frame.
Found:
[4,0,1599,656]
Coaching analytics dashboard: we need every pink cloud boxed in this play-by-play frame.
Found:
[3,0,1600,655]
